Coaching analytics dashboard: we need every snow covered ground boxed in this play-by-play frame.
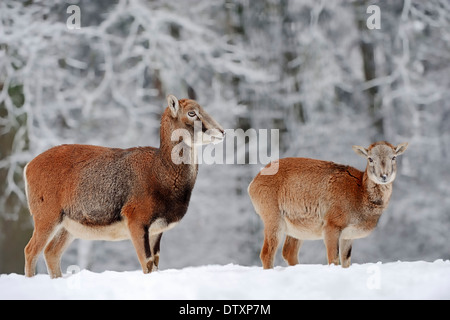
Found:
[1,260,449,300]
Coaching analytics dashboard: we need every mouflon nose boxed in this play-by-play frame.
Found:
[381,174,388,181]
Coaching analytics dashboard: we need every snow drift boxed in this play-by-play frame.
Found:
[1,260,449,299]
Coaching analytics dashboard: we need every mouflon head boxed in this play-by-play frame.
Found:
[166,94,225,146]
[352,141,408,185]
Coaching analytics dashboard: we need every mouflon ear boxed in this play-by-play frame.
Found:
[395,142,409,156]
[167,94,179,118]
[352,145,368,158]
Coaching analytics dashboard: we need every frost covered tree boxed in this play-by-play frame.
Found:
[0,0,262,272]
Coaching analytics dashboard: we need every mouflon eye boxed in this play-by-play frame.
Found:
[392,156,397,161]
[368,157,373,163]
[187,111,196,118]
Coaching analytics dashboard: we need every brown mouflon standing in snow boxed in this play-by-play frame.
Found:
[248,141,408,269]
[24,95,225,278]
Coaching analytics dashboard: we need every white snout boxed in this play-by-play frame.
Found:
[202,129,225,145]
[375,172,396,185]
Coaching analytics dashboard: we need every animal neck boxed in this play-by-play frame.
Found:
[363,168,393,210]
[158,109,198,183]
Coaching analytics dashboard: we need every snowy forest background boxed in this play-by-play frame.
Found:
[0,0,449,274]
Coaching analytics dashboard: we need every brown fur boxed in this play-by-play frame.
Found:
[24,95,224,278]
[248,141,408,269]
